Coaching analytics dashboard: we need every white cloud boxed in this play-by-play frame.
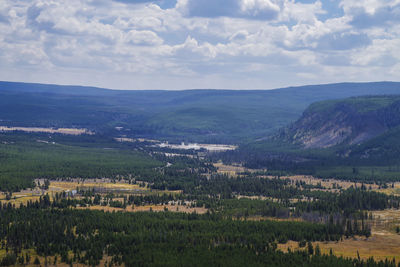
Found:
[340,0,384,15]
[350,38,400,66]
[280,0,325,24]
[181,0,281,20]
[0,0,398,89]
[125,29,163,45]
[240,0,280,18]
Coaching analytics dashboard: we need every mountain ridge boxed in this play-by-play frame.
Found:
[1,81,400,143]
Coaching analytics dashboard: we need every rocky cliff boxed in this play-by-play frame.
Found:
[282,96,400,148]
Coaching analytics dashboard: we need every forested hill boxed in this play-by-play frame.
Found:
[223,95,400,181]
[1,81,400,143]
[278,95,400,148]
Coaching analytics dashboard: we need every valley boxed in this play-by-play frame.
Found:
[0,82,400,266]
[1,0,399,264]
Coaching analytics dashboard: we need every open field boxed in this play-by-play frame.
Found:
[279,234,400,262]
[0,126,93,135]
[277,175,381,191]
[50,179,145,192]
[78,203,208,214]
[47,179,182,195]
[214,162,247,176]
[244,216,303,222]
[0,189,42,205]
[0,179,182,206]
[50,179,205,214]
[214,162,266,176]
[0,249,116,267]
[0,179,150,206]
[278,209,400,262]
[214,163,382,191]
[375,182,400,196]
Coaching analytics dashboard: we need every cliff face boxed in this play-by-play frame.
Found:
[283,96,400,149]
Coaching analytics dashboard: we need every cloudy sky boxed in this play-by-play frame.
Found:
[0,0,399,90]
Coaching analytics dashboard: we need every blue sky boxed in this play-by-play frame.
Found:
[0,0,399,89]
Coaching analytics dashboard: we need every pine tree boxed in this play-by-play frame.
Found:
[307,242,314,255]
[34,256,40,265]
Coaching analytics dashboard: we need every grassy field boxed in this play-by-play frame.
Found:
[0,137,163,192]
[0,248,114,267]
[78,204,207,214]
[375,182,400,196]
[0,180,196,216]
[0,179,152,206]
[214,163,382,192]
[278,209,400,262]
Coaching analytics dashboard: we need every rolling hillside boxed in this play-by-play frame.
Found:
[1,81,400,143]
[224,95,400,181]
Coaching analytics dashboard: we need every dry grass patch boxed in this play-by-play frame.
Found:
[50,180,143,191]
[0,249,119,267]
[213,163,381,192]
[278,209,400,262]
[245,216,303,222]
[1,179,182,207]
[214,163,247,176]
[375,182,400,196]
[48,180,181,195]
[0,190,42,206]
[279,234,400,262]
[77,204,208,214]
[259,175,380,192]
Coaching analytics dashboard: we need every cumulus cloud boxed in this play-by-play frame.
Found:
[317,32,371,50]
[182,0,281,20]
[0,0,398,89]
[240,0,280,19]
[280,0,325,23]
[113,0,158,3]
[350,4,400,28]
[125,29,163,45]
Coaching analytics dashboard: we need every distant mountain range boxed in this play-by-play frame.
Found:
[1,81,400,143]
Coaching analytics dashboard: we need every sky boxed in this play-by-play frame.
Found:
[0,0,399,90]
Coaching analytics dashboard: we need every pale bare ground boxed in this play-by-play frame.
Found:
[278,209,400,262]
[158,143,237,152]
[115,137,158,143]
[77,204,208,214]
[0,126,93,135]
